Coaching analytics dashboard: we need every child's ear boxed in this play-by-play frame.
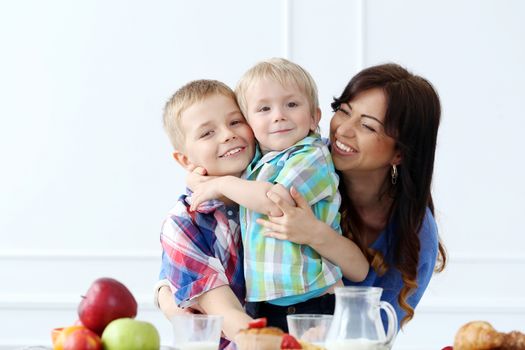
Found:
[172,150,195,171]
[310,107,322,131]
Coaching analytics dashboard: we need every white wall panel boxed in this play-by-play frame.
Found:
[0,251,166,346]
[290,0,364,135]
[362,3,525,345]
[0,301,172,347]
[400,254,525,348]
[163,0,285,88]
[0,0,286,253]
[363,0,525,255]
[1,252,523,348]
[0,0,287,346]
[1,0,524,348]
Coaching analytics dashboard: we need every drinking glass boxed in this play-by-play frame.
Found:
[287,314,333,346]
[171,314,223,350]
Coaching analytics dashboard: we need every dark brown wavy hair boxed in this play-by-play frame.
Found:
[331,63,447,326]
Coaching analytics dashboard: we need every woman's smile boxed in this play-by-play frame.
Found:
[333,139,357,154]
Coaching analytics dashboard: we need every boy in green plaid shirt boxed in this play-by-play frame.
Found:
[190,58,368,331]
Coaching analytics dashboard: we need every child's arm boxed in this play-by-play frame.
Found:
[159,284,253,340]
[160,206,249,330]
[157,284,201,319]
[257,187,369,282]
[197,285,252,340]
[186,166,218,190]
[156,254,202,318]
[190,175,294,216]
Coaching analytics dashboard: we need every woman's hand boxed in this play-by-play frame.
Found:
[256,186,323,246]
[259,187,370,282]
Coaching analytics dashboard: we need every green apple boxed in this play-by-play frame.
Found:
[101,318,160,350]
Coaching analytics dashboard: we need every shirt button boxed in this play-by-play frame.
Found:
[227,210,233,216]
[287,306,296,314]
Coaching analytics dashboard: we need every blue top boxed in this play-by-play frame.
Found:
[342,207,439,329]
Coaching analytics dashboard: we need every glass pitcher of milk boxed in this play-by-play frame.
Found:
[325,287,397,350]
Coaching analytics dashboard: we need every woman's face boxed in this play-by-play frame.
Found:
[330,88,400,176]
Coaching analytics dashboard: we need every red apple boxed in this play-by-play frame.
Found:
[73,319,84,326]
[78,277,137,335]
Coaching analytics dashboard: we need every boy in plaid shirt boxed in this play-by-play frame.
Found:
[156,79,273,347]
[190,58,369,331]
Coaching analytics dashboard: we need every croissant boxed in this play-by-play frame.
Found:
[453,321,504,350]
[501,330,525,350]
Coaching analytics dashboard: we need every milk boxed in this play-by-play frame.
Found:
[325,338,388,350]
[178,341,218,350]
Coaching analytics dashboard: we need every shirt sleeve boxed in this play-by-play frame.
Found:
[273,144,337,204]
[407,208,439,308]
[153,252,177,308]
[159,250,169,280]
[160,214,230,308]
[273,143,341,232]
[380,209,439,328]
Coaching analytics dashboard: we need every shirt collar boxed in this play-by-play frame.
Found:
[250,132,321,168]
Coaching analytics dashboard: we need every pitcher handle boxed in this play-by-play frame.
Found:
[379,301,398,347]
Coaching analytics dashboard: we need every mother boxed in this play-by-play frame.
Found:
[258,63,447,327]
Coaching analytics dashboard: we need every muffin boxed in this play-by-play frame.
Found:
[234,318,325,350]
[234,326,285,350]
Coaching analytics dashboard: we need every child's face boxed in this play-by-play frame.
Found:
[244,78,318,153]
[176,94,255,177]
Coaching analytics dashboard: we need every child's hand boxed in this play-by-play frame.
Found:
[266,184,295,216]
[183,307,203,314]
[186,166,215,191]
[189,165,207,175]
[256,186,320,246]
[189,179,223,211]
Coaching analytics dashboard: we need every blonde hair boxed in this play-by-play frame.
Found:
[162,79,237,150]
[235,58,319,119]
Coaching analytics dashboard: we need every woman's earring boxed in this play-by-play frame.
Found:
[391,164,398,185]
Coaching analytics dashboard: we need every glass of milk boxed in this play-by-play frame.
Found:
[171,314,223,350]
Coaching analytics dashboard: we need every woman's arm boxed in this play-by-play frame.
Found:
[257,187,369,282]
[354,210,439,328]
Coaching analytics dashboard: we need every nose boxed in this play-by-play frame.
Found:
[335,117,356,138]
[272,107,287,122]
[221,126,237,142]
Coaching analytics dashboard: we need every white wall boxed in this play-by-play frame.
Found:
[1,0,524,348]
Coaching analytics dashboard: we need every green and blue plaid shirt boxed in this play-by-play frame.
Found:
[240,134,342,303]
